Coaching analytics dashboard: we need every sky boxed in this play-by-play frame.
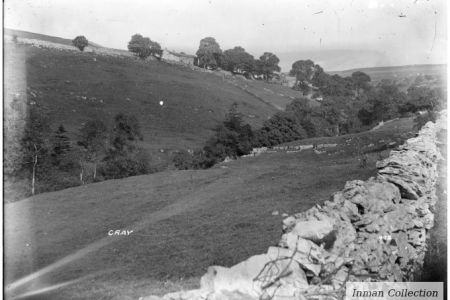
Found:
[4,0,447,71]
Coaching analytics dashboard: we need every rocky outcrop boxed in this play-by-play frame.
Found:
[142,112,445,300]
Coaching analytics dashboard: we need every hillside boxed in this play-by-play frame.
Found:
[5,28,104,48]
[330,64,446,84]
[4,117,417,300]
[223,74,320,110]
[4,42,282,158]
[277,49,391,73]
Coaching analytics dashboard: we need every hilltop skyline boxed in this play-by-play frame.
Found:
[5,0,447,71]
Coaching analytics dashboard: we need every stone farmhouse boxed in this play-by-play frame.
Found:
[161,49,197,66]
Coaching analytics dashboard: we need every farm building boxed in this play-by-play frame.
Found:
[162,49,197,66]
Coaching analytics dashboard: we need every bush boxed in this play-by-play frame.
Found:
[172,150,194,170]
[254,110,308,147]
[413,110,437,131]
[72,36,89,51]
[192,150,216,169]
[101,147,150,179]
[199,103,255,165]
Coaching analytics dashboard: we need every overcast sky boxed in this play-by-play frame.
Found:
[4,0,447,71]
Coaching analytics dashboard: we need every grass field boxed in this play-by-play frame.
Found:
[4,43,279,157]
[223,75,320,110]
[4,30,444,300]
[4,117,418,300]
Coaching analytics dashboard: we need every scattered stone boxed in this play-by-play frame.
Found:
[290,218,334,242]
[282,216,296,230]
[267,246,322,276]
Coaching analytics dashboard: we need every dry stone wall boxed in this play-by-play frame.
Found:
[5,35,133,57]
[142,112,446,300]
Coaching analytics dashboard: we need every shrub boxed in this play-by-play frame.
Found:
[100,147,150,179]
[255,111,308,146]
[72,36,89,51]
[192,150,216,169]
[200,103,255,164]
[101,113,150,179]
[413,110,437,131]
[172,150,194,170]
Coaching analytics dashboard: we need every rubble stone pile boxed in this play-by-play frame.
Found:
[142,113,445,300]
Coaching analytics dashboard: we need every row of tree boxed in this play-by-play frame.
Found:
[289,59,371,96]
[72,34,281,80]
[172,71,444,170]
[196,37,281,79]
[124,34,282,79]
[127,34,163,59]
[5,99,151,197]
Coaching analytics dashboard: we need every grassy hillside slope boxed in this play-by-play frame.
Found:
[4,117,416,300]
[224,74,320,110]
[5,43,279,156]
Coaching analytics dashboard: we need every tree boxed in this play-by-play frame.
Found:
[51,124,72,167]
[255,52,280,80]
[196,37,222,69]
[290,60,315,94]
[4,93,28,175]
[361,80,407,124]
[109,113,143,155]
[221,46,255,73]
[64,144,88,185]
[351,71,371,95]
[128,34,162,59]
[78,119,109,180]
[172,150,194,170]
[102,113,149,179]
[357,108,374,126]
[201,103,255,165]
[101,147,150,179]
[72,36,89,51]
[313,73,354,97]
[21,106,52,195]
[256,112,307,146]
[404,86,440,113]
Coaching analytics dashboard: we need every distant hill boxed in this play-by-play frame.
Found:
[277,49,391,73]
[330,64,447,83]
[4,28,103,48]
